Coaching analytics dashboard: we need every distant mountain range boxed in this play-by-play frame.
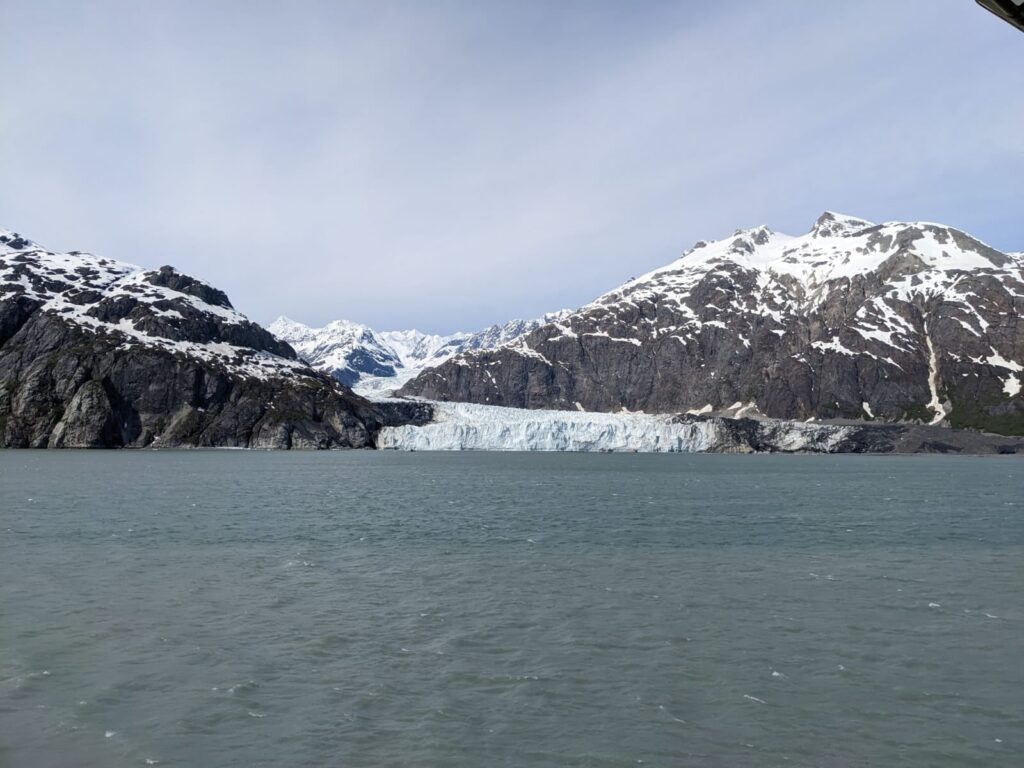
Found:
[269,311,570,396]
[398,212,1024,436]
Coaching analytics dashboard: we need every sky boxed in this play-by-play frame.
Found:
[2,0,1022,333]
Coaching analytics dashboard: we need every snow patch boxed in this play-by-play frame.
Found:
[812,336,857,356]
[986,351,1023,372]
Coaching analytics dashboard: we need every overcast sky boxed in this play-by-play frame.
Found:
[2,1,1022,333]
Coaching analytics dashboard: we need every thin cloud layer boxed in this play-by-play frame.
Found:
[2,0,1021,332]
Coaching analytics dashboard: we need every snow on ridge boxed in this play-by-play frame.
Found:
[1,230,309,381]
[811,211,875,237]
[268,315,319,344]
[594,213,1009,307]
[379,328,466,366]
[488,212,1022,372]
[1,233,139,295]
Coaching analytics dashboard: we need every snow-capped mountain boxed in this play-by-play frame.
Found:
[270,311,570,396]
[267,316,404,387]
[0,229,425,448]
[399,212,1024,435]
[0,230,306,378]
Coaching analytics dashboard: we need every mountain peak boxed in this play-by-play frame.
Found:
[146,265,233,309]
[0,229,37,251]
[811,211,873,238]
[268,315,311,336]
[731,225,774,247]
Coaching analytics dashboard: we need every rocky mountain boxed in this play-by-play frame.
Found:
[399,212,1024,435]
[0,229,429,448]
[269,311,570,396]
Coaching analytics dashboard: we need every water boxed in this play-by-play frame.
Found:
[1,452,1022,767]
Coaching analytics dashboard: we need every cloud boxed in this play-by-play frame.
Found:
[2,0,1022,332]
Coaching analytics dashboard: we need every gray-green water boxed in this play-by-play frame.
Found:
[1,452,1022,767]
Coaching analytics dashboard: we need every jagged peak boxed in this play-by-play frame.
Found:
[145,265,233,309]
[268,315,312,335]
[731,225,774,246]
[811,211,874,238]
[379,327,432,342]
[272,316,375,337]
[0,229,38,251]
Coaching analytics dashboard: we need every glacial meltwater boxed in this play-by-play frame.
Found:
[1,452,1021,767]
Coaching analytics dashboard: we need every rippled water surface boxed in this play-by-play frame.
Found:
[1,452,1022,767]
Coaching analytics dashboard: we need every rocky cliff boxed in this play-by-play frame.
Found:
[0,230,430,448]
[399,213,1024,435]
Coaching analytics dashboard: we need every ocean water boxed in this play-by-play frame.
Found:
[1,452,1022,768]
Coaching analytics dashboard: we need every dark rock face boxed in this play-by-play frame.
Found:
[146,265,234,309]
[0,229,429,449]
[400,213,1024,435]
[372,398,435,429]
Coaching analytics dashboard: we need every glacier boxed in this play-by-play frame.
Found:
[376,401,855,453]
